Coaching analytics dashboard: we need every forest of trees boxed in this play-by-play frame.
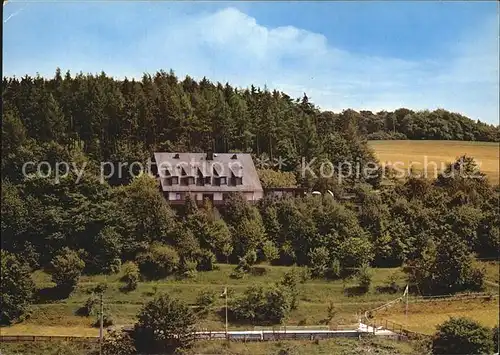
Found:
[1,68,499,327]
[2,69,498,183]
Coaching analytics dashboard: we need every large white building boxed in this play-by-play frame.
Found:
[153,152,264,205]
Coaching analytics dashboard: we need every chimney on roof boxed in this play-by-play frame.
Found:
[173,153,180,159]
[231,154,237,159]
[206,151,214,160]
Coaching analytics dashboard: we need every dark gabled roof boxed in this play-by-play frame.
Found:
[153,153,263,193]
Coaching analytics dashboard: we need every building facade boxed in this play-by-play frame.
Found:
[153,152,264,205]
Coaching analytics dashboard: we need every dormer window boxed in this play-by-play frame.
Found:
[229,166,242,186]
[214,176,226,186]
[171,176,179,185]
[182,176,194,186]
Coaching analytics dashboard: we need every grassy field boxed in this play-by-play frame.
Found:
[0,337,422,355]
[2,265,407,336]
[369,140,499,184]
[482,260,500,285]
[1,262,498,338]
[375,298,499,335]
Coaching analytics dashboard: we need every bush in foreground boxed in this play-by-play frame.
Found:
[134,293,196,354]
[92,329,135,355]
[432,317,493,355]
[0,250,35,325]
[493,325,499,353]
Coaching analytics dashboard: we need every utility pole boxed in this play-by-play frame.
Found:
[221,286,228,340]
[225,287,228,340]
[404,284,409,328]
[99,290,103,355]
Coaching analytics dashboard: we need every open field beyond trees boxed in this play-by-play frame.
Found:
[375,298,499,335]
[369,140,500,184]
[1,262,498,338]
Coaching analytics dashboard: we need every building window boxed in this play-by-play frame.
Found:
[171,176,179,185]
[235,177,243,185]
[220,176,227,185]
[204,176,211,184]
[176,193,181,200]
[181,176,194,186]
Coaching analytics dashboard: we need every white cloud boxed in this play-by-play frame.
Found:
[134,7,497,122]
[5,6,498,124]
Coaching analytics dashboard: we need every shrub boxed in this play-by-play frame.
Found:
[93,311,113,328]
[230,285,292,324]
[195,289,217,316]
[196,250,216,271]
[244,250,258,266]
[78,294,98,316]
[357,263,372,293]
[100,329,136,355]
[121,262,140,291]
[432,317,493,355]
[234,250,258,275]
[299,267,311,283]
[48,247,85,293]
[493,325,499,353]
[179,258,198,279]
[136,242,180,279]
[230,286,266,322]
[134,294,196,353]
[0,250,35,325]
[264,286,292,324]
[326,300,338,323]
[279,269,300,310]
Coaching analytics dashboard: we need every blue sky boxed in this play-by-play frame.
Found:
[3,1,499,124]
